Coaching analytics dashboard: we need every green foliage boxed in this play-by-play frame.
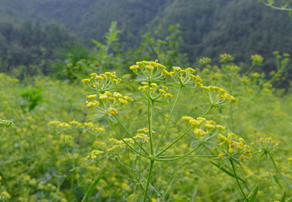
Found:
[17,87,44,112]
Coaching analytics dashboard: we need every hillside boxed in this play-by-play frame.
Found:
[0,0,292,67]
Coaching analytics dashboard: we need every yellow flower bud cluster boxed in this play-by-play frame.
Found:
[60,134,73,145]
[251,54,264,64]
[217,133,251,169]
[86,150,104,160]
[107,138,134,152]
[85,90,133,118]
[199,57,211,65]
[138,82,173,101]
[48,120,105,134]
[228,64,240,71]
[169,66,203,88]
[82,72,122,94]
[251,137,281,152]
[137,128,155,134]
[200,85,238,105]
[182,116,225,140]
[219,53,234,63]
[129,60,167,82]
[251,72,261,78]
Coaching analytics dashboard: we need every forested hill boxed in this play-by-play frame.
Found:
[0,0,292,65]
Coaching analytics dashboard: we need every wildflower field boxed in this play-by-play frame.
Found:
[1,48,292,202]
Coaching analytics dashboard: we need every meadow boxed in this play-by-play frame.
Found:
[1,49,292,202]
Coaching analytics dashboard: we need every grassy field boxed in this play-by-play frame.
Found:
[0,54,292,202]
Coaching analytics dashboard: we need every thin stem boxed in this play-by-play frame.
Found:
[114,116,149,155]
[0,128,6,140]
[202,105,213,118]
[156,127,192,157]
[230,160,247,200]
[109,119,150,159]
[156,144,202,161]
[143,160,154,202]
[148,97,154,155]
[244,64,255,76]
[155,86,182,153]
[158,154,217,158]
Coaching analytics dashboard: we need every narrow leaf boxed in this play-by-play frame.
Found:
[211,161,245,182]
[81,176,101,202]
[280,191,286,202]
[244,184,258,202]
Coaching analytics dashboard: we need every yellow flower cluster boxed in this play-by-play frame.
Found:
[48,120,105,133]
[228,64,240,71]
[86,150,104,160]
[182,116,226,140]
[129,60,167,81]
[200,85,238,105]
[82,72,122,94]
[138,82,173,100]
[169,66,203,88]
[107,133,150,152]
[217,134,251,169]
[251,54,264,64]
[219,53,234,63]
[199,57,211,65]
[85,91,134,117]
[251,72,261,78]
[60,134,73,144]
[251,137,281,151]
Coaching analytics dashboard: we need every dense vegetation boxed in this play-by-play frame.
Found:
[1,0,292,74]
[1,1,292,201]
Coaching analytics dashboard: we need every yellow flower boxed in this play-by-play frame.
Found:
[194,128,206,136]
[119,98,128,105]
[113,92,123,98]
[228,148,234,153]
[145,65,154,70]
[109,108,118,115]
[99,94,108,100]
[124,96,134,102]
[86,94,97,99]
[82,79,90,83]
[182,116,192,121]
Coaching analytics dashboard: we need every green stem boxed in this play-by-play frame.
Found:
[230,160,247,200]
[156,127,192,157]
[244,64,255,76]
[155,86,182,153]
[266,155,276,197]
[0,128,6,140]
[158,154,217,158]
[156,144,202,161]
[114,116,149,155]
[109,119,150,159]
[148,97,154,155]
[143,160,154,202]
[202,105,213,118]
[268,153,292,190]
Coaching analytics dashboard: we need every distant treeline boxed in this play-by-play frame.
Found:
[0,0,292,82]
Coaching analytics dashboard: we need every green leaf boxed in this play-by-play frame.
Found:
[286,196,292,202]
[91,39,105,48]
[280,173,292,190]
[289,10,292,16]
[81,176,101,202]
[258,152,266,161]
[210,161,245,182]
[244,184,258,202]
[280,191,286,202]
